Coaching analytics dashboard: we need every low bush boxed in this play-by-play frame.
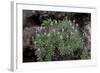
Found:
[32,18,86,61]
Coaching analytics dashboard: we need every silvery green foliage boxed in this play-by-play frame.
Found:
[32,19,85,61]
[41,18,52,27]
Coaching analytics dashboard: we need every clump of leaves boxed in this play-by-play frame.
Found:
[32,33,55,61]
[80,50,90,59]
[57,20,85,56]
[32,19,86,61]
[41,18,52,27]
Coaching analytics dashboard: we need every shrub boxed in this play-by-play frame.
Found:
[32,19,85,61]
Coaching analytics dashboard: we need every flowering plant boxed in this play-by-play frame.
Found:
[32,19,85,61]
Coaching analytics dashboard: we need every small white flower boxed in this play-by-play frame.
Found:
[69,20,71,23]
[54,20,58,25]
[44,32,46,35]
[37,34,40,37]
[52,29,55,32]
[47,33,50,37]
[72,26,74,29]
[73,20,75,23]
[38,48,40,51]
[62,29,64,32]
[57,32,60,35]
[76,23,78,27]
[34,41,37,44]
[69,20,72,26]
[60,35,63,39]
[71,32,73,35]
[75,29,77,32]
[66,35,69,38]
